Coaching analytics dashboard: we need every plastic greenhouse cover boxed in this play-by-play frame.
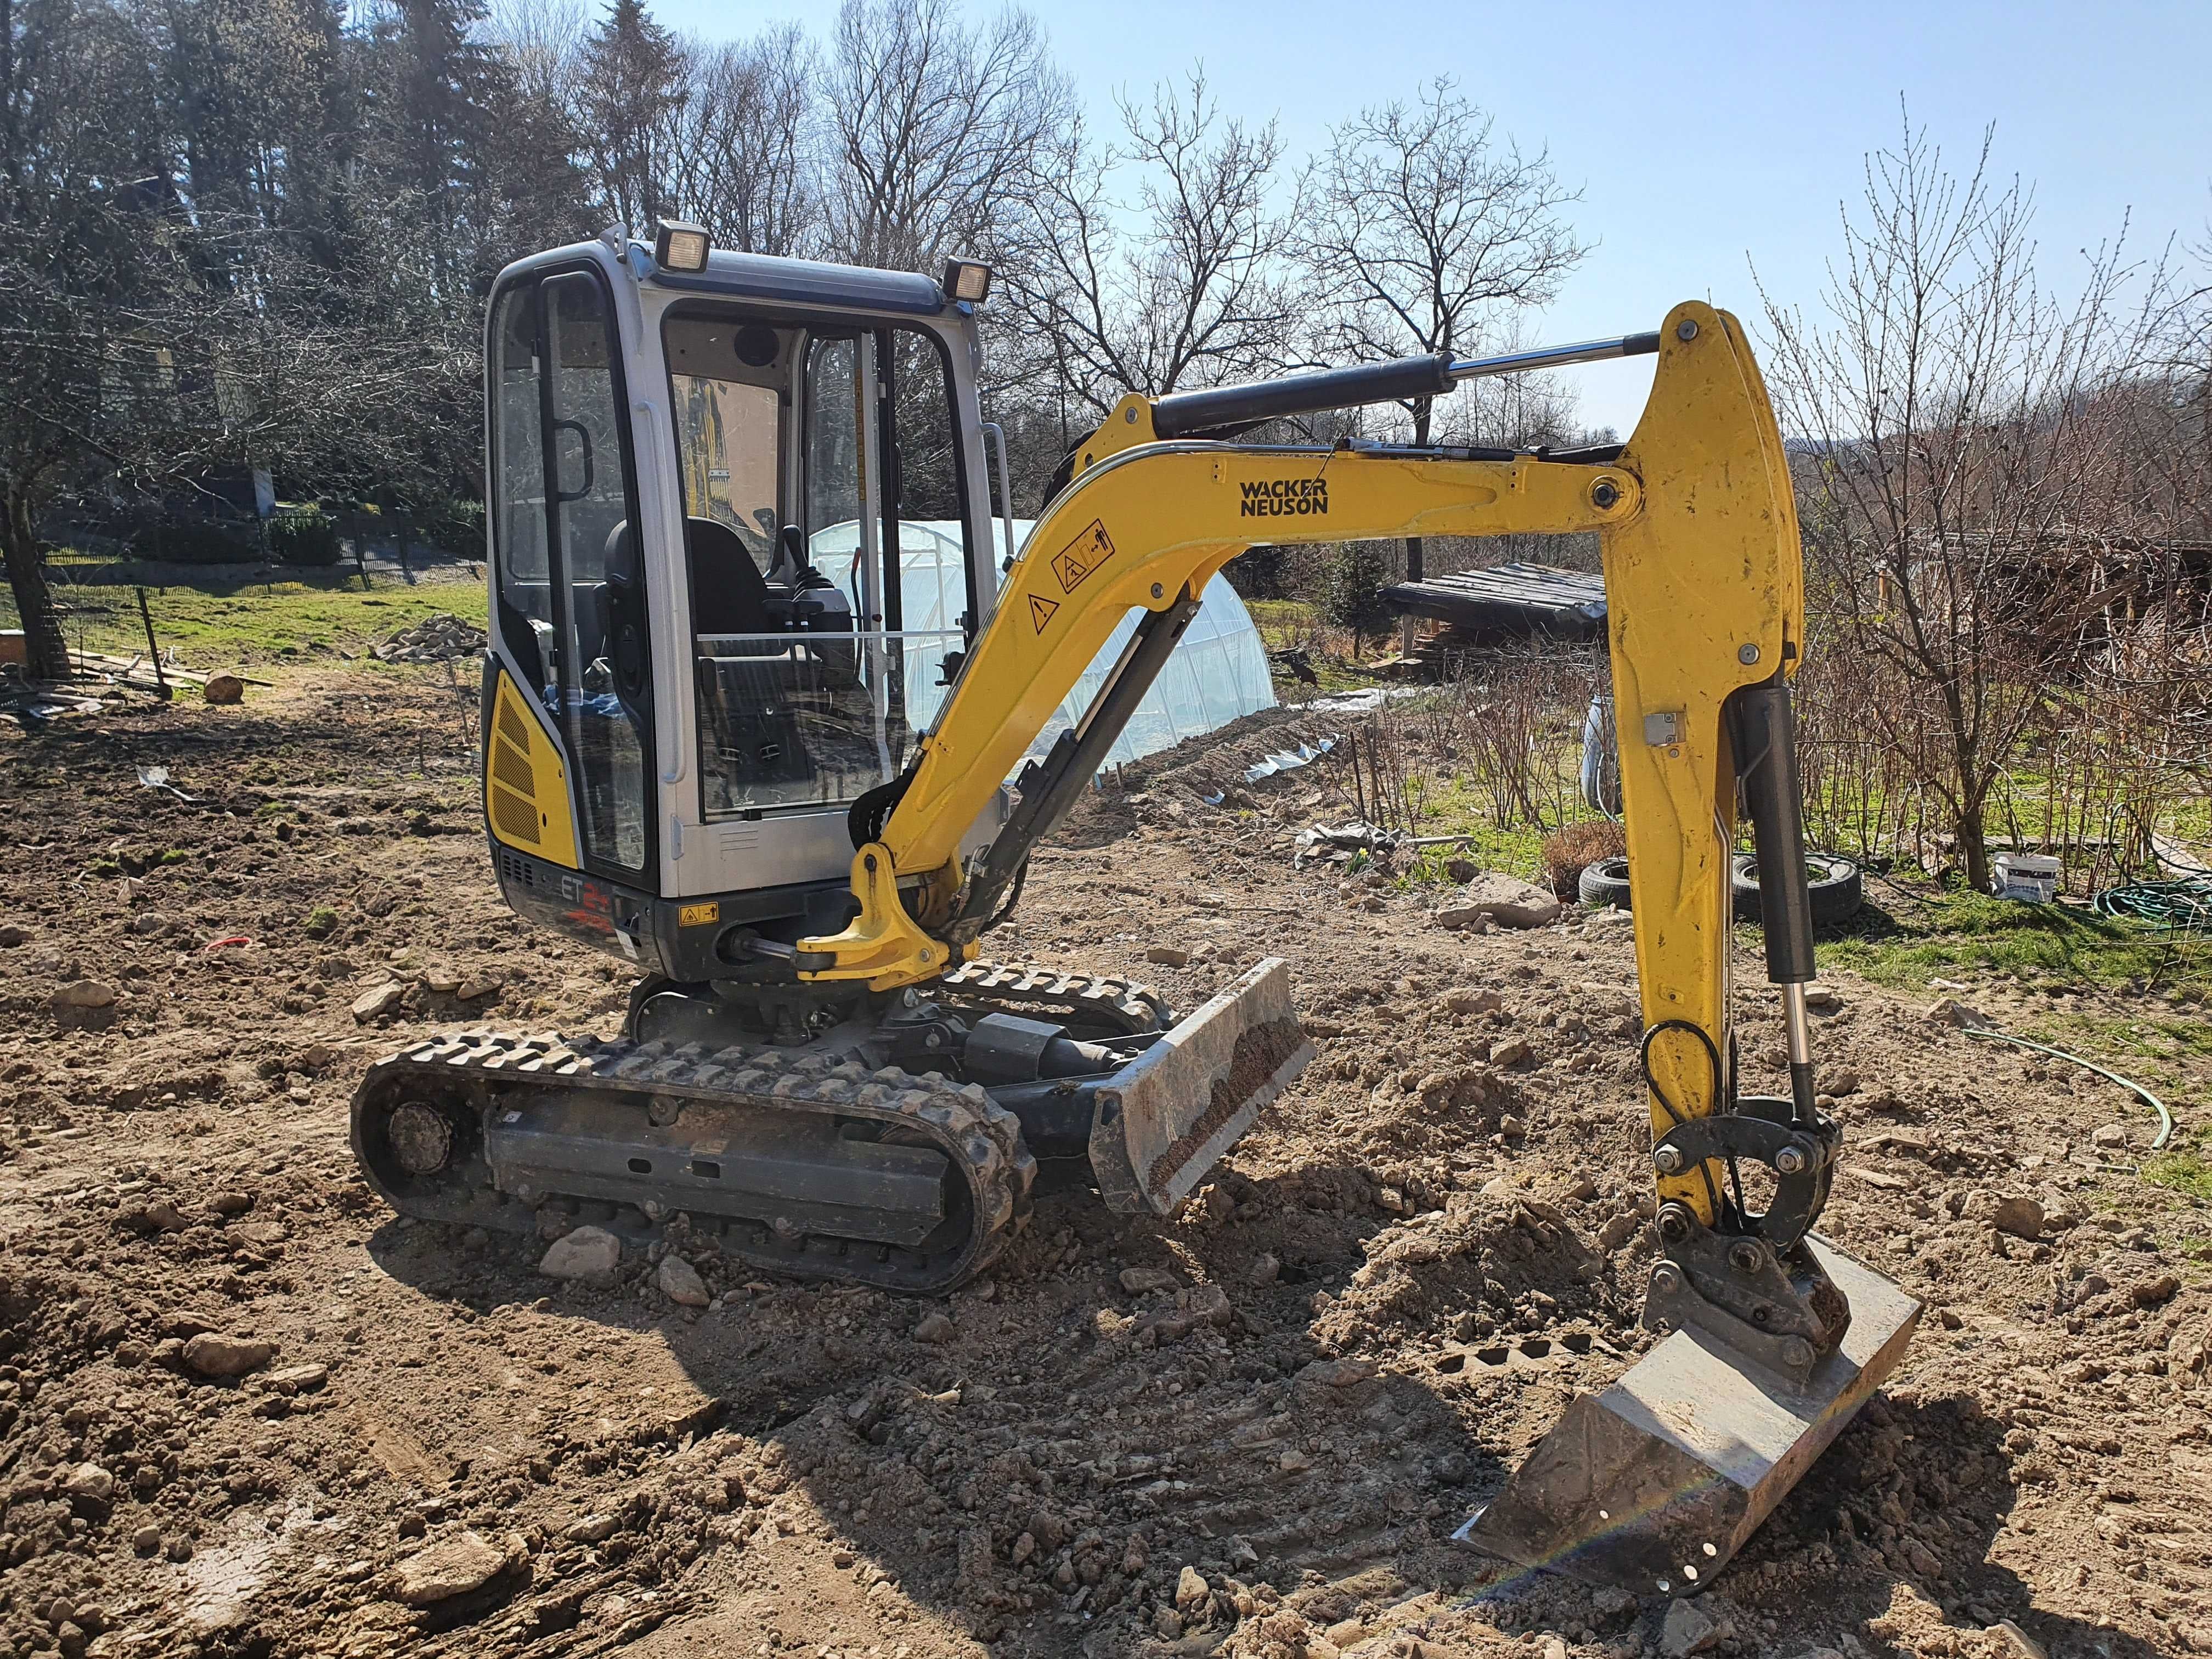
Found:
[808,520,1276,771]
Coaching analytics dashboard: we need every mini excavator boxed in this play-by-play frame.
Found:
[350,221,1918,1591]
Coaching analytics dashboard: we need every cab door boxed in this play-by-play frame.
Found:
[487,266,656,882]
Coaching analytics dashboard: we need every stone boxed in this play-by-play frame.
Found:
[262,1363,329,1394]
[1119,1266,1180,1295]
[1440,987,1503,1015]
[128,911,172,936]
[1447,872,1561,929]
[1295,1357,1376,1388]
[1143,945,1190,967]
[913,1311,955,1344]
[1824,1067,1861,1096]
[1985,1621,2049,1659]
[1137,1283,1233,1342]
[202,674,245,706]
[1989,1195,2044,1240]
[1596,1211,1642,1251]
[2091,1124,2129,1149]
[131,1525,162,1556]
[181,1334,275,1378]
[455,974,501,1001]
[1245,1252,1281,1286]
[1660,1597,1719,1656]
[138,1200,189,1232]
[1175,1566,1210,1609]
[350,981,405,1022]
[1010,1531,1035,1566]
[1542,1640,1568,1659]
[1278,1448,1311,1472]
[2129,1273,2181,1308]
[1490,1038,1532,1068]
[657,1256,709,1307]
[1444,857,1478,883]
[1802,985,1842,1011]
[1925,997,1990,1029]
[565,1514,618,1544]
[208,1191,253,1216]
[50,980,116,1011]
[60,1465,114,1503]
[390,1530,513,1607]
[538,1226,621,1282]
[0,925,28,946]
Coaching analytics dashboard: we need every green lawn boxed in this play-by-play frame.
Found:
[18,557,487,669]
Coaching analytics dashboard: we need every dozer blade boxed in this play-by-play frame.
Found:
[1088,956,1312,1215]
[1457,1237,1920,1592]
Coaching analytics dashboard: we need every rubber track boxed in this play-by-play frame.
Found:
[938,960,1170,1036]
[351,1030,1036,1295]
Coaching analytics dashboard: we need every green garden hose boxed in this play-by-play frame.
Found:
[2091,878,2212,929]
[1962,1026,2174,1151]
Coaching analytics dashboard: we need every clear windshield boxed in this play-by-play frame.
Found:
[665,311,973,819]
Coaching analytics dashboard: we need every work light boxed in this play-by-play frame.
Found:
[655,220,712,273]
[941,258,992,304]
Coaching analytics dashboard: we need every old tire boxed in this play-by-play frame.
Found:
[1733,851,1864,926]
[1578,856,1634,910]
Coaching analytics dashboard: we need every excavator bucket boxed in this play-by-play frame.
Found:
[1087,957,1313,1215]
[1457,1236,1921,1590]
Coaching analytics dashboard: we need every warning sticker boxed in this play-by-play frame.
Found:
[1029,594,1060,633]
[1051,520,1114,596]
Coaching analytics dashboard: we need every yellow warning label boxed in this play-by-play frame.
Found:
[1052,520,1114,596]
[677,901,720,928]
[1029,594,1060,633]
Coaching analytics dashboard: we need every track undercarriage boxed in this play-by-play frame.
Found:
[350,960,1311,1294]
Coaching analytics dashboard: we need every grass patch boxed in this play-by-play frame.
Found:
[14,557,486,669]
[1818,886,2211,998]
[2145,1126,2212,1204]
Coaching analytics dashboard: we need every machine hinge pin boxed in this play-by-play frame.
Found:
[1652,1145,1684,1175]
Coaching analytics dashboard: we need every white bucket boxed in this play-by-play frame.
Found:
[1993,850,2061,904]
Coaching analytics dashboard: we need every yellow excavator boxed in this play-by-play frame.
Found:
[349,221,1918,1592]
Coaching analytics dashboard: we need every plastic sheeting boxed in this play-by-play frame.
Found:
[809,519,1276,769]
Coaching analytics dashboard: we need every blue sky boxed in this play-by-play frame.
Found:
[651,0,2212,436]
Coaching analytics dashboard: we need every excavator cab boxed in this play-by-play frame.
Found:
[479,235,1005,944]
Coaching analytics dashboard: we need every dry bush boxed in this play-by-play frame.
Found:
[1541,819,1626,896]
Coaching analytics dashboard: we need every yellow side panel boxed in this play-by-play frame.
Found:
[486,668,579,870]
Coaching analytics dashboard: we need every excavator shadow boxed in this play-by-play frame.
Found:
[359,1192,2155,1657]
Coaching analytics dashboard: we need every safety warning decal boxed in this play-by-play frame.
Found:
[1029,593,1060,633]
[1052,520,1114,596]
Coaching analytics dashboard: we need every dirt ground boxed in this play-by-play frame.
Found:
[3,669,2209,1659]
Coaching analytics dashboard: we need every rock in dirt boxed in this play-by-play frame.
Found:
[60,1464,115,1503]
[539,1226,621,1282]
[1296,1357,1376,1388]
[50,980,117,1011]
[202,675,244,706]
[1985,1621,2049,1659]
[1246,1252,1281,1286]
[1440,986,1503,1015]
[1119,1266,1180,1294]
[182,1334,274,1378]
[657,1255,709,1307]
[456,974,501,1001]
[1925,997,1991,1029]
[208,1190,253,1216]
[914,1311,955,1344]
[263,1363,329,1394]
[351,981,406,1022]
[1661,1597,1719,1656]
[1438,872,1561,929]
[2129,1274,2181,1308]
[1144,945,1191,967]
[1175,1566,1209,1609]
[390,1530,514,1606]
[1990,1195,2045,1240]
[565,1514,618,1544]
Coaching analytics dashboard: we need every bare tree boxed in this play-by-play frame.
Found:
[664,26,822,257]
[1760,115,2159,891]
[824,0,1070,272]
[1293,77,1587,579]
[1001,69,1301,428]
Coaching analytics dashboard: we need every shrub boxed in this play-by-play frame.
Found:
[1321,541,1394,646]
[134,516,255,565]
[267,509,343,567]
[1541,818,1627,896]
[427,499,486,556]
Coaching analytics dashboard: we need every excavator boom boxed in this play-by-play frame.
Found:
[798,300,1918,1590]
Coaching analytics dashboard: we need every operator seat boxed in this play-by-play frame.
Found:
[686,516,774,642]
[686,515,811,802]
